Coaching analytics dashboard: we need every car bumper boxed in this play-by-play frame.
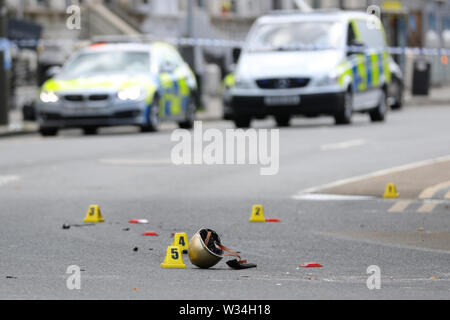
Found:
[37,100,149,129]
[228,92,346,118]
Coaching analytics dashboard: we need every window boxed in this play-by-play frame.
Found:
[247,21,344,52]
[61,51,151,78]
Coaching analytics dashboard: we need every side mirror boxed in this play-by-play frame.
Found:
[45,66,62,80]
[232,47,242,64]
[160,61,177,74]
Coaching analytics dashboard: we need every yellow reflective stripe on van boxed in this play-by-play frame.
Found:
[370,53,380,88]
[337,61,352,87]
[383,51,391,83]
[356,54,367,91]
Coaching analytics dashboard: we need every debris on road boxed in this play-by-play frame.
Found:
[62,223,95,229]
[226,259,257,270]
[6,276,18,279]
[122,227,130,231]
[129,219,149,224]
[300,263,323,268]
[133,247,139,252]
[142,232,159,236]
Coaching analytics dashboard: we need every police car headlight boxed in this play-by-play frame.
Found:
[117,87,143,101]
[316,72,339,87]
[40,91,59,103]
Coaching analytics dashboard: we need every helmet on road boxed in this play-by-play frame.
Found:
[188,228,239,269]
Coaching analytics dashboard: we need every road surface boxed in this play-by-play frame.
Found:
[1,105,450,299]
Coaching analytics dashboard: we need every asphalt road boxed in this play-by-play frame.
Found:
[1,105,450,300]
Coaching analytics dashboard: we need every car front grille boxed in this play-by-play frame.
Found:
[64,94,110,102]
[256,78,310,89]
[64,95,84,102]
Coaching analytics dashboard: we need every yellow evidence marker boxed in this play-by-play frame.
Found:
[383,183,399,199]
[161,246,186,269]
[83,205,105,223]
[249,204,266,222]
[172,233,189,254]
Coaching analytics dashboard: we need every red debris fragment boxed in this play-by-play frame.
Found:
[128,219,149,224]
[265,218,281,223]
[300,263,323,268]
[142,232,159,237]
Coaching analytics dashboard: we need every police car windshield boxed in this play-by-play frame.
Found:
[247,21,343,52]
[61,51,150,78]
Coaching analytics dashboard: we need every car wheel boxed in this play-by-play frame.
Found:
[275,115,291,127]
[234,117,251,128]
[370,90,388,122]
[334,90,353,125]
[178,98,196,129]
[39,127,58,137]
[390,78,403,111]
[141,95,160,133]
[83,127,98,135]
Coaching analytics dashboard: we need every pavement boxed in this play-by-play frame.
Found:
[1,102,450,299]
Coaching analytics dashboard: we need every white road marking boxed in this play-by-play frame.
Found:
[388,200,413,213]
[99,159,173,166]
[293,193,374,201]
[320,139,366,151]
[417,202,439,213]
[0,175,20,187]
[295,154,450,196]
[419,180,450,199]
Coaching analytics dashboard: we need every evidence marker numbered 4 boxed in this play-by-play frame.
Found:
[179,304,271,317]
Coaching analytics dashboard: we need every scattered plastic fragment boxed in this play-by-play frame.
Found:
[417,227,425,232]
[226,259,257,270]
[129,219,149,224]
[142,232,159,236]
[300,263,323,268]
[122,228,130,231]
[62,224,71,230]
[133,247,139,252]
[6,276,17,279]
[265,218,281,223]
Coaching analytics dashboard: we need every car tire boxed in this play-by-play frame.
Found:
[141,95,160,133]
[178,98,196,129]
[370,90,388,122]
[275,115,291,127]
[234,117,251,128]
[39,127,58,137]
[83,127,98,135]
[390,78,403,111]
[334,90,353,125]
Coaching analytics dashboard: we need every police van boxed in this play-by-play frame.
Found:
[36,42,197,136]
[224,10,391,127]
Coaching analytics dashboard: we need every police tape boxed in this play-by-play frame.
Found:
[8,36,450,57]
